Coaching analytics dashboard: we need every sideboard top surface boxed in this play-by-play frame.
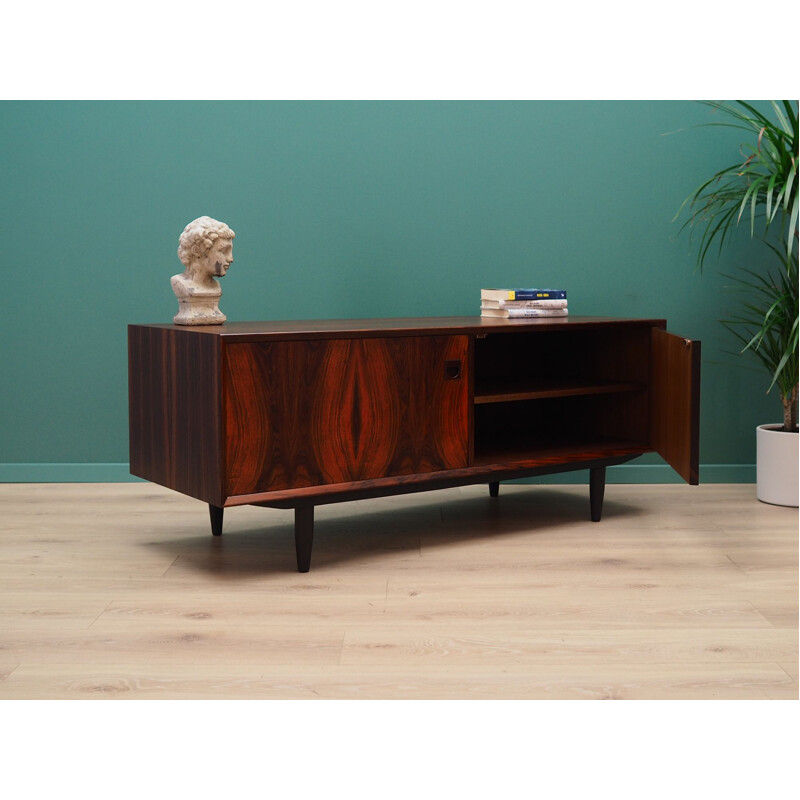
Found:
[130,316,668,342]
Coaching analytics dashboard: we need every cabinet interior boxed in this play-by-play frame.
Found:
[472,327,651,465]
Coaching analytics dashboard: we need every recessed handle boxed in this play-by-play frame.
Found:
[444,359,461,380]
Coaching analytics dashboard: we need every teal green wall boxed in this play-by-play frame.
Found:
[0,101,776,482]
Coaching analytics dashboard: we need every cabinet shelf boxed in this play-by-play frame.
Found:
[473,434,649,468]
[473,378,645,405]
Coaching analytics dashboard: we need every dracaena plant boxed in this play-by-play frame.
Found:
[721,245,798,431]
[676,100,798,431]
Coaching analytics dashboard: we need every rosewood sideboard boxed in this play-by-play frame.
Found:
[128,316,700,571]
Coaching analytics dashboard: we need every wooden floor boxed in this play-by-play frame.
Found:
[0,481,796,700]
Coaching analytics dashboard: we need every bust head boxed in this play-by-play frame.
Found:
[177,216,235,281]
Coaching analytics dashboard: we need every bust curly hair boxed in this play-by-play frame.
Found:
[177,216,236,267]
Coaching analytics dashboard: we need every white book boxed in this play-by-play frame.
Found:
[480,307,569,318]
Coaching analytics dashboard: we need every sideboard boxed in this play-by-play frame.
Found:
[128,316,700,571]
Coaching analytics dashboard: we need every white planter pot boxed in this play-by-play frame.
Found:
[756,424,799,507]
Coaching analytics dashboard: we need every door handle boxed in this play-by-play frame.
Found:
[444,359,461,380]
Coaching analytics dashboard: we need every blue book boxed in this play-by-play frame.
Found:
[481,288,567,301]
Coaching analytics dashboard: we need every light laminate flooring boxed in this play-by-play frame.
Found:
[0,482,797,699]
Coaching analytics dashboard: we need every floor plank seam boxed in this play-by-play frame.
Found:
[723,554,749,574]
[161,554,181,577]
[775,662,799,683]
[86,601,114,629]
[338,632,346,666]
[0,663,22,683]
[742,599,785,628]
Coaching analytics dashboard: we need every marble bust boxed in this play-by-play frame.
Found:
[171,216,235,325]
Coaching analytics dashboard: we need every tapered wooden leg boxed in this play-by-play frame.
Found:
[209,504,224,536]
[590,467,606,522]
[489,481,500,498]
[295,505,314,573]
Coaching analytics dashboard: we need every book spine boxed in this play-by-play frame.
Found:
[506,308,567,317]
[484,299,568,309]
[481,308,569,318]
[508,289,567,300]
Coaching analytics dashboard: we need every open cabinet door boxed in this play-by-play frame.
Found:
[650,328,701,484]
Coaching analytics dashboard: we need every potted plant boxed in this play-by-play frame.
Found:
[676,100,798,506]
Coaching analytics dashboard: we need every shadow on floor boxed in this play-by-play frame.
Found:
[141,485,644,578]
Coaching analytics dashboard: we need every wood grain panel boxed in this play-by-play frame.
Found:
[650,328,701,484]
[223,336,469,498]
[311,338,403,483]
[397,335,470,474]
[128,326,223,505]
[224,339,327,493]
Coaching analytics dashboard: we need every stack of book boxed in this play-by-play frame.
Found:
[480,288,568,318]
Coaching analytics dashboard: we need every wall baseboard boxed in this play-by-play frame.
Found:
[0,464,144,483]
[0,463,756,484]
[518,464,755,484]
